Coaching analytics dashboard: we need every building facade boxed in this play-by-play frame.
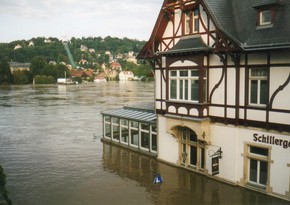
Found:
[119,71,134,81]
[137,0,290,201]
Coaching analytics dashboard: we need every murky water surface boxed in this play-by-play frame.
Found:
[0,82,288,205]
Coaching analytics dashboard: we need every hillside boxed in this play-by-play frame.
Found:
[0,36,147,67]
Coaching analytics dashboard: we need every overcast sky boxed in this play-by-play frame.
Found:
[0,0,162,43]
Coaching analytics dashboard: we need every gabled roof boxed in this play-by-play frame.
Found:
[138,0,290,59]
[203,0,290,50]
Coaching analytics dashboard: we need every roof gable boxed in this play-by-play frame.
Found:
[204,0,290,50]
[138,0,290,59]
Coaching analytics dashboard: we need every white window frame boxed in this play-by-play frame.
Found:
[120,119,129,144]
[185,11,191,34]
[140,123,150,151]
[129,121,139,148]
[104,116,112,139]
[169,69,206,103]
[247,145,269,188]
[259,9,272,26]
[184,8,199,35]
[112,117,120,142]
[249,68,268,106]
[193,8,199,33]
[179,128,205,171]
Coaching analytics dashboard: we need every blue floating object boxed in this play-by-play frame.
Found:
[153,174,163,184]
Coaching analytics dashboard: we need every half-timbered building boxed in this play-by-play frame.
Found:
[137,0,290,201]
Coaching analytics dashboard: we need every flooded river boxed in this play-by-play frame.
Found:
[0,82,288,205]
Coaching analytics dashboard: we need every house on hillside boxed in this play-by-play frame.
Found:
[14,44,22,50]
[116,53,123,59]
[28,41,34,47]
[79,59,88,65]
[119,71,134,81]
[44,38,52,43]
[71,69,94,81]
[9,62,30,73]
[136,0,290,201]
[104,69,118,80]
[125,51,138,64]
[110,62,122,71]
[80,45,88,52]
[94,72,107,82]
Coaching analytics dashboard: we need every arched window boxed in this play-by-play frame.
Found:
[179,127,205,171]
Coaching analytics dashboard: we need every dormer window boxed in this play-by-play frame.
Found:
[259,9,272,26]
[258,9,275,26]
[253,1,283,27]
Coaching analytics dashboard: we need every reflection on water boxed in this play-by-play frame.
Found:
[102,143,289,205]
[0,82,288,205]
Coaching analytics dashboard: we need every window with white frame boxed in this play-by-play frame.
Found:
[140,123,150,150]
[130,121,139,147]
[179,127,205,170]
[184,8,199,34]
[120,119,129,143]
[104,116,111,138]
[247,145,269,187]
[259,9,272,26]
[112,117,120,141]
[185,11,191,34]
[249,68,269,106]
[169,69,206,102]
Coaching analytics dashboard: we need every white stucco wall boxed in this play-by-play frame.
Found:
[157,115,179,164]
[210,124,290,196]
[238,128,290,196]
[208,68,225,105]
[210,124,238,182]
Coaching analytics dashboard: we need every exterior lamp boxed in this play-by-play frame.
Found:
[202,131,206,139]
[215,148,223,159]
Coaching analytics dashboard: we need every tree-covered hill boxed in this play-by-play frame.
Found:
[0,36,153,85]
[0,36,147,65]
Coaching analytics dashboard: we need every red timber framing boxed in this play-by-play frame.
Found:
[138,0,240,60]
[137,0,290,133]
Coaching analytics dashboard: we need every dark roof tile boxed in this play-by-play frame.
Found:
[204,0,290,50]
[160,35,211,55]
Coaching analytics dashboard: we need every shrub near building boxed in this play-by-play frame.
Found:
[13,70,29,84]
[34,75,55,84]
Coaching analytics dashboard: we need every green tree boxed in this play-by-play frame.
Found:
[0,60,13,84]
[74,76,82,84]
[34,75,45,84]
[30,56,47,76]
[46,76,55,84]
[34,75,55,84]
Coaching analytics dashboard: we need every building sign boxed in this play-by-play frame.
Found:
[212,157,219,176]
[253,133,290,149]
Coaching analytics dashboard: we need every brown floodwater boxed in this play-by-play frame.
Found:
[0,82,288,205]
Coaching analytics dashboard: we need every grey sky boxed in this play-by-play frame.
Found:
[0,0,162,43]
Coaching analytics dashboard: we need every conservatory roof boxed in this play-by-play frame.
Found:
[101,107,156,124]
